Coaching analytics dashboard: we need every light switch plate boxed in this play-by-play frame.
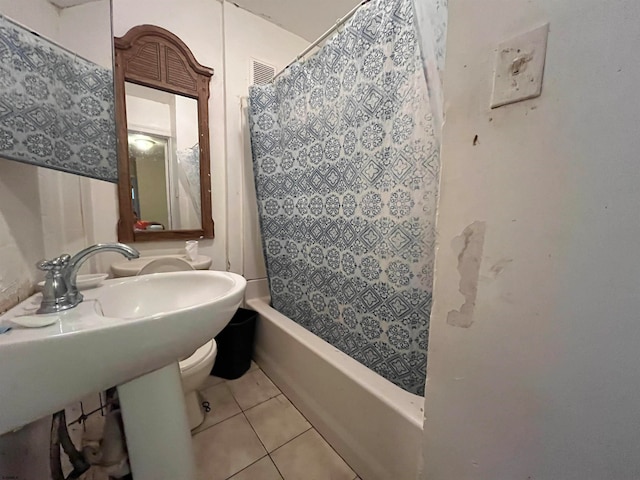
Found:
[490,23,549,109]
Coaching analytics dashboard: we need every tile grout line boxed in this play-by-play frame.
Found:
[231,366,312,480]
[268,454,287,480]
[225,369,282,413]
[268,425,313,455]
[239,409,289,480]
[194,409,268,480]
[192,410,245,439]
[191,389,243,436]
[236,389,282,412]
[253,369,315,426]
[200,364,357,479]
[239,368,289,413]
[222,452,270,480]
[233,366,312,479]
[237,385,311,480]
[195,367,278,436]
[242,410,268,452]
[306,425,360,478]
[240,391,286,414]
[253,366,361,479]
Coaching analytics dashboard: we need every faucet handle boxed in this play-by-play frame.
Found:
[36,254,72,315]
[37,254,71,273]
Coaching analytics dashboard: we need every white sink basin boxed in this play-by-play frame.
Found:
[0,270,246,435]
[111,254,212,277]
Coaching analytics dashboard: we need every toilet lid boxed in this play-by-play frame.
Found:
[137,257,195,276]
[179,339,217,373]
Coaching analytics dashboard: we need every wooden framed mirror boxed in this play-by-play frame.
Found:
[114,25,214,242]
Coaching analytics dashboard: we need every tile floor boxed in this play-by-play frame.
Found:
[73,360,359,480]
[193,361,360,480]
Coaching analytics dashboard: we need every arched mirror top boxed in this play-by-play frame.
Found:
[115,25,213,96]
[115,25,214,242]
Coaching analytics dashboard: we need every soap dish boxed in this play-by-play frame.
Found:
[9,314,59,328]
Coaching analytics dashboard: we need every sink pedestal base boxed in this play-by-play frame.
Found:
[118,363,195,480]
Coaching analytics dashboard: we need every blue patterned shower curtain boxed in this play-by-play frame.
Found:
[248,0,442,395]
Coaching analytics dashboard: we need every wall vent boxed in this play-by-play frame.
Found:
[251,59,276,85]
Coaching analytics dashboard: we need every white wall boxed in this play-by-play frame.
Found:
[0,162,46,313]
[126,87,173,135]
[0,0,58,36]
[175,95,199,150]
[174,95,201,229]
[223,2,308,279]
[422,1,640,479]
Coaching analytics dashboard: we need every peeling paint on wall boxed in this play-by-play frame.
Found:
[0,279,34,315]
[447,221,486,328]
[489,257,513,278]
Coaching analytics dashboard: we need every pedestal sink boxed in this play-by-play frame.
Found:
[0,270,246,480]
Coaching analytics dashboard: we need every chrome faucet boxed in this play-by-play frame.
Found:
[36,243,140,314]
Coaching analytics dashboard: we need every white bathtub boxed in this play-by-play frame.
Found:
[246,295,425,480]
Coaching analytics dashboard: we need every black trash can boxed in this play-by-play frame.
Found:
[211,308,257,379]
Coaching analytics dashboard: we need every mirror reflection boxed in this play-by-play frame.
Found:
[125,83,201,232]
[114,24,214,242]
[0,10,116,181]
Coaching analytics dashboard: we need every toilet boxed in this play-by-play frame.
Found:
[137,257,218,430]
[178,340,217,430]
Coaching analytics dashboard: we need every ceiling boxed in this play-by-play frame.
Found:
[48,0,99,8]
[230,0,361,42]
[46,0,361,42]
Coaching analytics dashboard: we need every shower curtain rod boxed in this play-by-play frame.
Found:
[273,0,372,81]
